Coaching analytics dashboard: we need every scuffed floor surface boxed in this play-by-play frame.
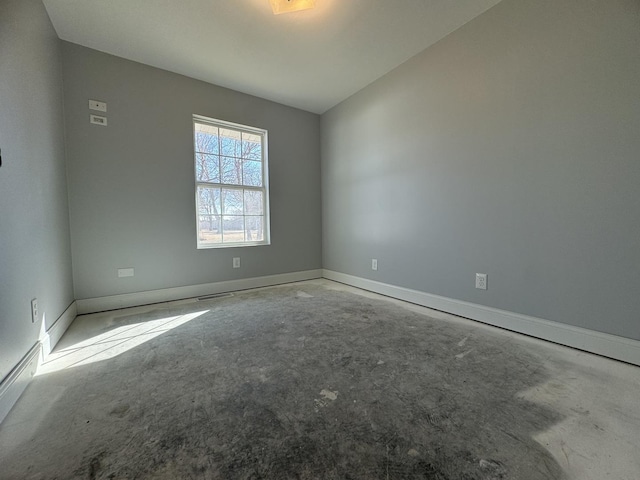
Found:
[1,280,639,479]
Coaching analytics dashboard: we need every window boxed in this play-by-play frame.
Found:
[194,115,270,248]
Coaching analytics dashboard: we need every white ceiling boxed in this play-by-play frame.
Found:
[43,0,503,114]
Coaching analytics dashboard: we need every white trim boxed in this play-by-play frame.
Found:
[0,343,40,424]
[0,302,78,424]
[40,301,77,358]
[193,114,270,249]
[322,269,640,367]
[77,269,323,314]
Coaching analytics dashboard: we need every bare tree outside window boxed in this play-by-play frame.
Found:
[194,116,269,248]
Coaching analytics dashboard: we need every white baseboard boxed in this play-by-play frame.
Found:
[40,301,77,358]
[323,270,640,367]
[0,301,78,424]
[0,343,40,424]
[77,269,324,314]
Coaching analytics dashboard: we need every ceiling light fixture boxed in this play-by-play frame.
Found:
[270,0,316,15]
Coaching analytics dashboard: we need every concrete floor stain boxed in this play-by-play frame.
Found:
[2,284,569,479]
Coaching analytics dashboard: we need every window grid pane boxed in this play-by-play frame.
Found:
[245,216,264,242]
[196,154,220,183]
[221,157,243,185]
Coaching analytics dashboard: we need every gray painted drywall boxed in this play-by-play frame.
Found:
[321,0,640,340]
[62,43,321,300]
[0,0,74,381]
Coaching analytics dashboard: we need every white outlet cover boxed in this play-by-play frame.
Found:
[118,268,134,277]
[372,259,378,271]
[233,257,241,268]
[475,273,487,290]
[31,298,38,323]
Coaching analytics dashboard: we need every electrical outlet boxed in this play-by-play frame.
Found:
[475,273,487,290]
[118,268,134,278]
[233,257,241,268]
[372,259,378,271]
[31,298,38,323]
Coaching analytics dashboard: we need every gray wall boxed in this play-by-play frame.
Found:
[62,43,322,300]
[321,0,640,340]
[0,0,74,380]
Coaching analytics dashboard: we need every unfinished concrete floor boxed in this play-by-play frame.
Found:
[1,279,639,479]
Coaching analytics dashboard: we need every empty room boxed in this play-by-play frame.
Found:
[1,0,639,478]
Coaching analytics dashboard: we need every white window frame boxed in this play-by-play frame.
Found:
[193,115,270,249]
